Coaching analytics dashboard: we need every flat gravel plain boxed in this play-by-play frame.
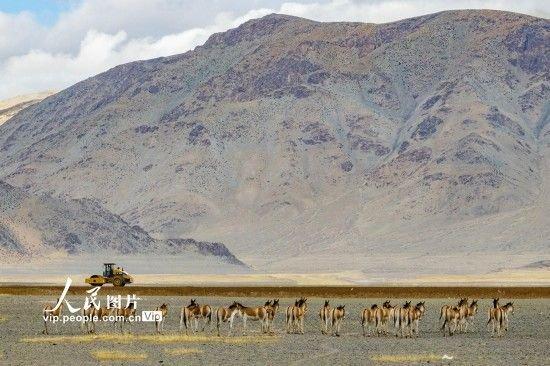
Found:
[1,296,549,365]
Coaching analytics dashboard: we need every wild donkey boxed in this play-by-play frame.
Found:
[331,305,346,336]
[180,299,212,334]
[155,303,168,334]
[361,304,378,336]
[42,298,63,335]
[487,299,514,337]
[113,302,136,333]
[409,302,426,337]
[375,300,394,335]
[393,301,413,337]
[215,301,242,336]
[319,300,332,335]
[81,302,115,334]
[286,298,308,334]
[264,299,280,333]
[236,302,269,335]
[441,299,468,337]
[458,300,478,332]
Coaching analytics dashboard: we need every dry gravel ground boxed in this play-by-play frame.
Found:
[0,296,549,365]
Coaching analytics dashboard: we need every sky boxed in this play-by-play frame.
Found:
[0,0,548,100]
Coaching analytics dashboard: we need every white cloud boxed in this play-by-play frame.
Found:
[0,7,272,99]
[0,0,548,99]
[0,11,44,59]
[279,0,549,23]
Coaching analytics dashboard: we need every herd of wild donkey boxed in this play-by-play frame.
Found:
[42,297,514,338]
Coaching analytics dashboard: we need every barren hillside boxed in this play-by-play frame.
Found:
[0,91,55,126]
[0,181,244,267]
[0,10,548,273]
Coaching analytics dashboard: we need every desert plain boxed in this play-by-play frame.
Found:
[0,291,549,365]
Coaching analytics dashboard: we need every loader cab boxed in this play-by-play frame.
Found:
[103,263,115,277]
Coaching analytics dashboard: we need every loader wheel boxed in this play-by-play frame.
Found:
[89,275,103,287]
[113,277,124,287]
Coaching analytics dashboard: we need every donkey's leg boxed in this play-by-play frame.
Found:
[285,310,290,333]
[205,316,211,332]
[203,313,212,332]
[504,314,509,332]
[228,314,235,337]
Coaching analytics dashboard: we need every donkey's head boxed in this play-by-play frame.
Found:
[229,301,244,311]
[300,298,308,312]
[337,305,345,317]
[504,302,514,314]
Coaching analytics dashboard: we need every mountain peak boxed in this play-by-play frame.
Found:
[0,11,548,272]
[204,13,312,48]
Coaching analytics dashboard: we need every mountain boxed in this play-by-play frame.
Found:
[0,181,244,266]
[0,10,548,274]
[0,91,55,126]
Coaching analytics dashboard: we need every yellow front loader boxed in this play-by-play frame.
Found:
[85,263,133,287]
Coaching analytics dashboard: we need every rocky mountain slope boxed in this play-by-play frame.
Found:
[0,92,55,126]
[0,10,548,273]
[0,181,244,266]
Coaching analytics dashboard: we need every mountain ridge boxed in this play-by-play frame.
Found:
[0,181,245,266]
[0,10,548,273]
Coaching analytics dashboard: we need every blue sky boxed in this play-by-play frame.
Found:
[0,0,76,25]
[0,0,548,99]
